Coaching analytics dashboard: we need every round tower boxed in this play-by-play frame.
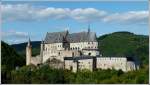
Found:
[26,38,32,65]
[40,40,44,63]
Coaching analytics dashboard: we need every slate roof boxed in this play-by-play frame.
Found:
[44,31,68,44]
[44,30,97,44]
[67,32,97,43]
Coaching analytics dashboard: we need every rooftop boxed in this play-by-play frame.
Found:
[44,29,97,44]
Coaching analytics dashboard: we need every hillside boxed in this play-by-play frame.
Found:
[11,41,41,56]
[11,31,149,65]
[1,41,25,70]
[97,31,149,65]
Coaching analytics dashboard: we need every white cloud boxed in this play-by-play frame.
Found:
[70,8,107,22]
[2,4,148,24]
[103,11,148,24]
[2,30,29,44]
[2,4,71,22]
[2,4,107,22]
[2,30,28,38]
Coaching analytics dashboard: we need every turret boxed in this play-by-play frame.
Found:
[40,40,44,63]
[26,38,32,65]
[87,24,91,42]
[88,24,90,33]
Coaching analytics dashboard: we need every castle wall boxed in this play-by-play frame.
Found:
[58,50,81,61]
[30,55,42,66]
[70,42,98,50]
[64,58,94,72]
[126,61,136,71]
[64,60,73,70]
[43,43,64,62]
[82,50,99,56]
[96,57,127,72]
[78,59,93,71]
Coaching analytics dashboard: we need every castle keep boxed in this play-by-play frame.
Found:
[26,28,139,72]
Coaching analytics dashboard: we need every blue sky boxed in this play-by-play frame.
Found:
[2,1,149,44]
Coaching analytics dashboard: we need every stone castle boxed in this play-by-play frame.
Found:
[26,27,139,72]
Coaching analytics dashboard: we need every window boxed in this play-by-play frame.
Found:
[104,64,106,66]
[78,47,80,50]
[88,53,91,56]
[70,66,73,71]
[72,52,74,57]
[58,52,60,56]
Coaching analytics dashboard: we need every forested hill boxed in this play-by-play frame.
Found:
[11,41,41,56]
[1,41,25,70]
[97,31,149,65]
[11,31,149,65]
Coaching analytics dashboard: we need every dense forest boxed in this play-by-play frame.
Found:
[1,31,149,84]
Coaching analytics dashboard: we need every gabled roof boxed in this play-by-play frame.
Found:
[44,31,68,44]
[67,32,97,43]
[44,30,97,44]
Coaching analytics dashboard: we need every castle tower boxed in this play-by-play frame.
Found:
[26,38,32,65]
[40,40,44,63]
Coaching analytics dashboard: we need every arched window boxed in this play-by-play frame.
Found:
[58,52,60,56]
[80,52,82,56]
[72,52,74,57]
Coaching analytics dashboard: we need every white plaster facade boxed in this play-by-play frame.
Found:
[96,57,127,72]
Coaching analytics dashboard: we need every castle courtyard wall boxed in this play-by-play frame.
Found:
[96,57,127,72]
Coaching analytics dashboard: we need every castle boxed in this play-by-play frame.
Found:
[26,27,139,72]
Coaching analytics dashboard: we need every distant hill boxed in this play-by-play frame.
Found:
[11,41,41,56]
[97,31,149,65]
[11,31,149,65]
[1,41,25,70]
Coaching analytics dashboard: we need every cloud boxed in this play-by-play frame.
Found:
[70,8,107,22]
[2,30,29,44]
[2,4,148,24]
[2,4,107,23]
[2,30,28,38]
[103,11,148,24]
[2,4,71,22]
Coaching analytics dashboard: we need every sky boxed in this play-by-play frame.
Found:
[1,1,149,44]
